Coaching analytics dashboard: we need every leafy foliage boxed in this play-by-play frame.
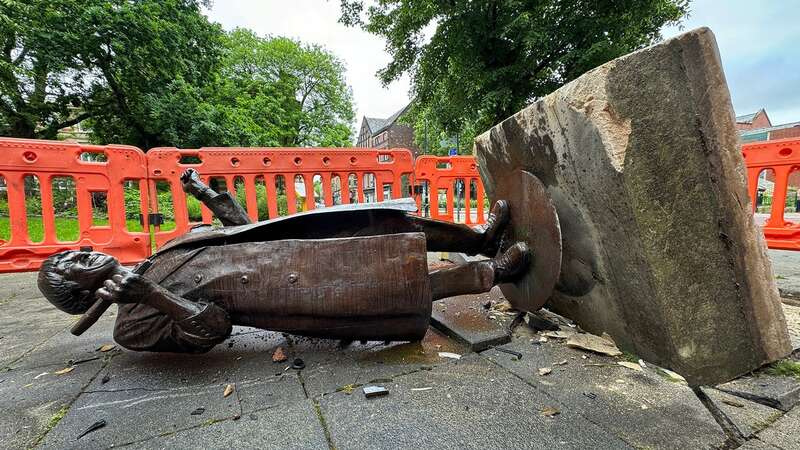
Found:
[1,2,355,148]
[150,29,355,148]
[1,0,222,146]
[342,0,688,140]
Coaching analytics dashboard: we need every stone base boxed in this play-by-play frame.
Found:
[475,27,791,385]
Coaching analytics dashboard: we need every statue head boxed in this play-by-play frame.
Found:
[37,250,120,314]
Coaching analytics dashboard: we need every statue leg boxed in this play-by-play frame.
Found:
[409,200,510,256]
[429,242,529,300]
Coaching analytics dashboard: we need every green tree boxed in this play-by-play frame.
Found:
[0,0,222,147]
[342,0,688,139]
[113,29,356,148]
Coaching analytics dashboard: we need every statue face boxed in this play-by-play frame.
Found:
[59,250,119,291]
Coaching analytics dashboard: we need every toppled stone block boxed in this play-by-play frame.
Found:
[475,27,791,386]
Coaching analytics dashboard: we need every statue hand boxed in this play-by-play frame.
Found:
[96,273,152,305]
[180,168,206,195]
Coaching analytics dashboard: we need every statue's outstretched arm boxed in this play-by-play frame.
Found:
[97,271,232,353]
[180,168,252,227]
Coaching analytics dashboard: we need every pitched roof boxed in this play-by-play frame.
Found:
[363,104,411,134]
[736,108,768,124]
[736,112,758,124]
[739,120,800,137]
[365,117,388,132]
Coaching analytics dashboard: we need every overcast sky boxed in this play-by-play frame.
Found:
[207,0,800,130]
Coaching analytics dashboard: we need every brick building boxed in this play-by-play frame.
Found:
[738,108,800,143]
[736,109,771,131]
[356,104,420,157]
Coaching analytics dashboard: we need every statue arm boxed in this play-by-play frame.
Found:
[98,272,232,353]
[180,168,252,227]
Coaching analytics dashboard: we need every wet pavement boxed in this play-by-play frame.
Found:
[2,251,800,449]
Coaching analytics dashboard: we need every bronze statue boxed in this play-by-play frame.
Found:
[38,169,531,353]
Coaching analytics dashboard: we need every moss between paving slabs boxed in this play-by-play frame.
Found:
[31,404,70,448]
[765,359,800,379]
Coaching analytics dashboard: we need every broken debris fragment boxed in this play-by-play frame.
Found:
[223,384,235,398]
[363,386,389,398]
[191,407,205,415]
[54,367,74,375]
[97,344,116,352]
[538,367,552,376]
[618,361,643,372]
[272,347,287,363]
[76,420,106,440]
[438,352,462,360]
[495,348,523,360]
[566,333,622,356]
[540,406,560,417]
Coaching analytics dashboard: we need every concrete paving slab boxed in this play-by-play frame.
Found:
[82,327,291,392]
[717,374,800,412]
[770,250,800,299]
[700,387,783,438]
[431,287,512,352]
[38,378,243,449]
[738,438,783,449]
[136,397,329,450]
[320,354,632,449]
[0,271,49,301]
[0,359,104,450]
[0,293,74,369]
[7,311,118,372]
[484,336,728,449]
[295,327,468,398]
[754,406,800,449]
[782,304,800,349]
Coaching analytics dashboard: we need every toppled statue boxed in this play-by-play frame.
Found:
[37,169,531,353]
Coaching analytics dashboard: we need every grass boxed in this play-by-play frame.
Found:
[0,216,175,243]
[765,359,800,379]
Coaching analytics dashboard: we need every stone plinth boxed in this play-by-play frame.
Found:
[475,28,791,386]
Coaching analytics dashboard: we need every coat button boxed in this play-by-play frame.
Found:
[240,275,249,284]
[288,273,298,284]
[194,274,203,283]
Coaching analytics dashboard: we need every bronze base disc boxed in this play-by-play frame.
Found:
[492,170,562,312]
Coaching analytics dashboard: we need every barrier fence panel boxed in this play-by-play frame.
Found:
[742,138,800,250]
[0,138,151,272]
[413,155,487,225]
[3,137,798,274]
[145,147,415,249]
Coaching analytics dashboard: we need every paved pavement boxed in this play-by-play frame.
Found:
[2,249,800,449]
[771,250,800,298]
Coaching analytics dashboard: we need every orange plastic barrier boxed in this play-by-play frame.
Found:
[413,156,486,225]
[0,138,151,272]
[3,136,799,275]
[742,138,800,250]
[145,147,415,248]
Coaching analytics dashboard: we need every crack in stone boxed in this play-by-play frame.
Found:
[692,387,746,449]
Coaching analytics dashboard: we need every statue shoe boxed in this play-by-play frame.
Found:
[481,200,511,257]
[491,242,530,283]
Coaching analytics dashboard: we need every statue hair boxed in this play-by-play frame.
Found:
[37,251,94,315]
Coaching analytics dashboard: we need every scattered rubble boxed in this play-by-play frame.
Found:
[76,420,106,440]
[566,332,622,357]
[618,362,643,372]
[363,386,389,398]
[223,384,235,397]
[272,347,287,362]
[540,406,560,417]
